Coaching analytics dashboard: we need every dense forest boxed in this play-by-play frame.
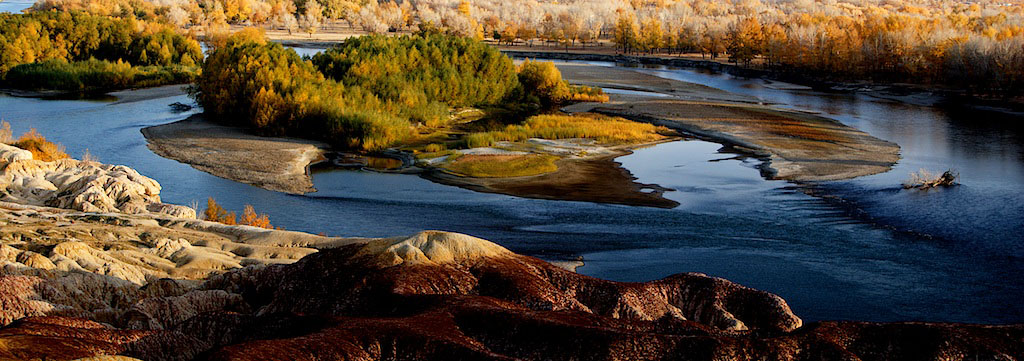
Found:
[194,29,603,151]
[0,11,201,90]
[31,0,1024,96]
[194,28,404,150]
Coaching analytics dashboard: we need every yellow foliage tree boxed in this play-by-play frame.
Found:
[203,197,236,225]
[239,204,273,229]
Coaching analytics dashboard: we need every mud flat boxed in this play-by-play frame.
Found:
[558,64,901,182]
[422,140,680,208]
[141,115,326,194]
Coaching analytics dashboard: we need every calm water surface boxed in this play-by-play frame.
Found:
[1,59,1021,324]
[0,0,32,13]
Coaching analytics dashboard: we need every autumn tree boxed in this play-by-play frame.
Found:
[203,197,236,225]
[517,59,569,105]
[239,205,273,228]
[613,12,639,54]
[639,17,664,54]
[726,17,764,65]
[299,0,323,38]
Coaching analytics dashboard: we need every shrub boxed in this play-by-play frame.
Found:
[517,59,570,105]
[424,143,446,152]
[239,205,273,229]
[568,85,611,102]
[12,129,69,162]
[203,197,236,225]
[463,133,497,148]
[0,121,11,144]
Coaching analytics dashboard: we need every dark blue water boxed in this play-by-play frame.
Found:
[1,61,1022,325]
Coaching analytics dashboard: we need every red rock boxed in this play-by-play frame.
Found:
[0,232,1020,361]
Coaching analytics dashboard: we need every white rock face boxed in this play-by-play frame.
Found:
[0,156,194,218]
[0,143,32,164]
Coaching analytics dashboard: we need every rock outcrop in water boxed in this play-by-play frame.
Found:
[0,147,194,218]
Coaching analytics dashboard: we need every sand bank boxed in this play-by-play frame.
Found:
[141,115,326,194]
[557,64,901,182]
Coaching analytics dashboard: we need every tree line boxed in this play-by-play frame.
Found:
[26,0,1024,95]
[0,11,202,90]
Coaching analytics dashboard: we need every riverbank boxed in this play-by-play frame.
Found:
[1,84,190,104]
[556,63,901,182]
[141,114,326,194]
[504,48,1024,114]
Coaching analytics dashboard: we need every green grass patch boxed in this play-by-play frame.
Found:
[459,113,670,148]
[442,154,560,178]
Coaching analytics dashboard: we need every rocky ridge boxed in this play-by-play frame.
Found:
[1,225,1021,360]
[1,144,194,217]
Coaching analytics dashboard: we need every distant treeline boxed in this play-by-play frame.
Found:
[34,0,1024,96]
[0,11,202,91]
[193,29,604,151]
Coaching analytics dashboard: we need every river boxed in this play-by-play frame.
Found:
[0,0,32,13]
[1,57,1021,325]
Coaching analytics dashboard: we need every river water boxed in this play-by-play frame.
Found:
[1,57,1021,324]
[0,0,32,13]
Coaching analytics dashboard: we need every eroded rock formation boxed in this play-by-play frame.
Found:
[0,150,194,217]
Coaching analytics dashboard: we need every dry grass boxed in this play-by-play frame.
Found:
[11,129,69,162]
[0,121,11,144]
[463,113,669,148]
[443,154,560,178]
[81,148,98,163]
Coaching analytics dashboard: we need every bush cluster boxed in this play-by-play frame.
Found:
[311,33,519,126]
[194,30,608,151]
[10,128,69,162]
[193,29,407,150]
